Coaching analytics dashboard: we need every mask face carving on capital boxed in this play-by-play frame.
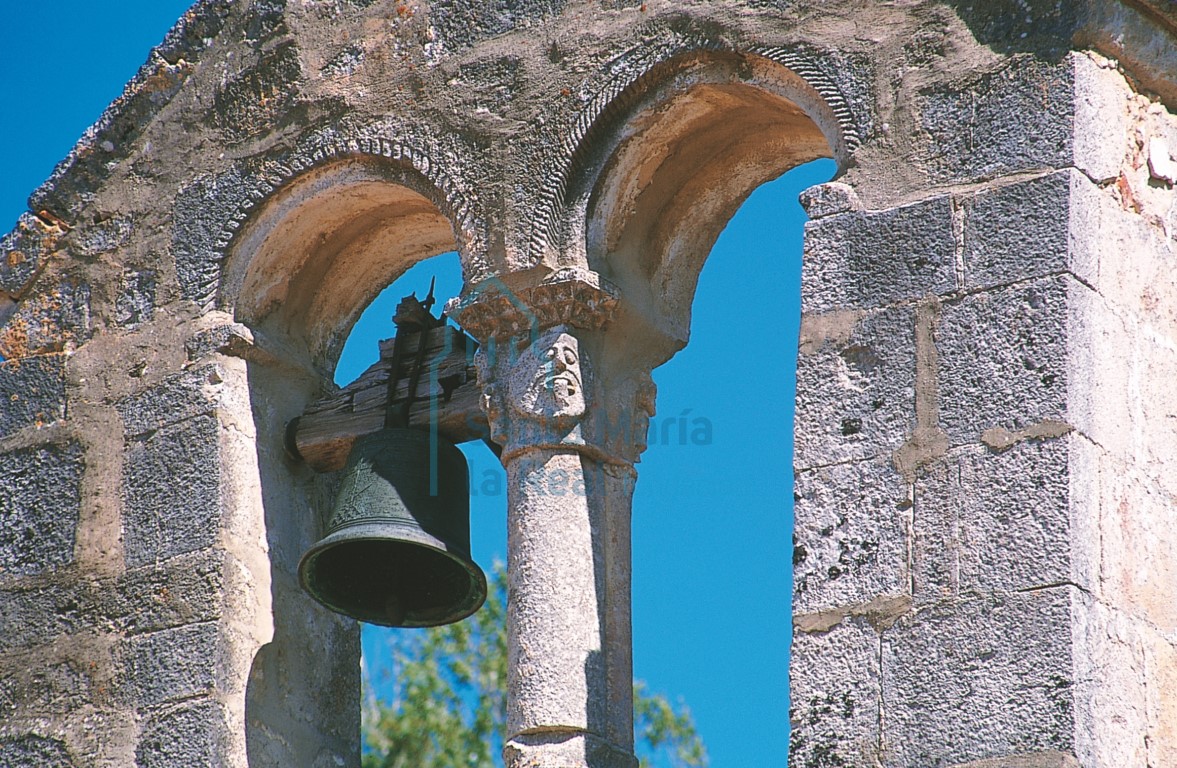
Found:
[506,327,586,427]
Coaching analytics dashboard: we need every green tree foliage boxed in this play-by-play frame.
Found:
[363,565,708,768]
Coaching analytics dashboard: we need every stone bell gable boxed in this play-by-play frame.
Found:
[1,1,1176,766]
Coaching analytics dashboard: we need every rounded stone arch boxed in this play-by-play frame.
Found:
[207,152,479,765]
[516,43,854,762]
[220,155,476,371]
[552,47,852,366]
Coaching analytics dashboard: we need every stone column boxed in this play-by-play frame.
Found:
[450,270,654,768]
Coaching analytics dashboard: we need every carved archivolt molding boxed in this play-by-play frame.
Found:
[527,37,867,261]
[178,122,488,311]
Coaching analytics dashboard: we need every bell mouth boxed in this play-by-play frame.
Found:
[299,523,488,628]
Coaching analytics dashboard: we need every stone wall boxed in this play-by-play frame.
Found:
[0,1,1175,766]
[791,51,1177,767]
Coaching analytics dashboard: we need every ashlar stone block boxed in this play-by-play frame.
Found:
[1068,283,1177,501]
[913,438,1077,601]
[801,196,956,313]
[1091,202,1177,347]
[135,699,231,768]
[0,354,67,434]
[918,55,1074,183]
[960,170,1099,291]
[0,584,82,653]
[789,619,881,768]
[881,589,1076,767]
[794,306,916,469]
[938,276,1069,446]
[122,413,222,568]
[0,278,91,358]
[793,457,911,617]
[116,364,223,438]
[1072,53,1130,183]
[1142,624,1177,768]
[0,442,83,577]
[1072,594,1150,768]
[1094,449,1177,635]
[116,623,220,707]
[0,550,227,654]
[114,550,227,636]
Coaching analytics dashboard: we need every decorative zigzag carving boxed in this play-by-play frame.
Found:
[528,39,866,262]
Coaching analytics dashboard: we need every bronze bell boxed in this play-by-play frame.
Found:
[298,427,487,627]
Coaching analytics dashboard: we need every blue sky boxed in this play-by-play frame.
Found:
[0,4,831,764]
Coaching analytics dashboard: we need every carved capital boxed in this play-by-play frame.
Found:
[477,324,593,461]
[475,325,654,466]
[447,267,619,343]
[600,371,657,465]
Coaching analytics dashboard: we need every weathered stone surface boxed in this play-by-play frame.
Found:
[0,354,67,433]
[793,457,910,617]
[881,589,1076,767]
[914,438,1075,601]
[0,442,83,577]
[961,170,1098,290]
[117,623,219,707]
[135,699,230,768]
[1142,624,1177,768]
[1085,187,1177,346]
[797,181,861,220]
[0,734,76,768]
[0,551,226,653]
[0,653,96,719]
[1072,53,1129,182]
[448,56,526,119]
[172,167,254,310]
[116,364,221,438]
[122,413,222,568]
[1072,594,1150,768]
[1068,283,1177,501]
[115,550,227,636]
[243,0,287,44]
[0,585,81,652]
[74,214,133,257]
[0,279,91,358]
[801,196,956,313]
[115,269,158,327]
[0,294,14,331]
[795,306,916,468]
[946,0,1080,54]
[789,619,881,768]
[427,0,567,52]
[918,55,1074,183]
[1093,447,1177,634]
[0,212,63,297]
[937,276,1069,446]
[211,42,302,145]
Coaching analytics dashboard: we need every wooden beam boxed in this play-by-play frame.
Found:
[292,325,489,473]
